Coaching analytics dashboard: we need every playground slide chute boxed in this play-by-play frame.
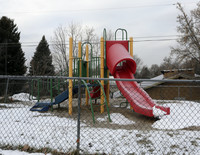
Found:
[106,42,170,117]
[30,87,78,112]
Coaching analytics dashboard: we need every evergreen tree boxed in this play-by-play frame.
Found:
[0,16,26,75]
[29,36,55,75]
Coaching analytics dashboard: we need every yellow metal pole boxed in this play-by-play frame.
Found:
[130,37,133,57]
[69,37,73,115]
[78,42,82,105]
[78,42,82,77]
[85,44,89,106]
[100,37,104,113]
[130,37,133,110]
[106,70,110,106]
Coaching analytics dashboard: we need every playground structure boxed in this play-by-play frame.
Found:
[30,28,170,120]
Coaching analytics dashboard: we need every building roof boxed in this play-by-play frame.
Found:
[141,68,197,90]
[161,68,194,74]
[140,75,164,89]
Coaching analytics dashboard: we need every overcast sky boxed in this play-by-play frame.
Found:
[1,0,199,67]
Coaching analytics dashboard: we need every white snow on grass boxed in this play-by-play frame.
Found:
[153,106,167,118]
[97,113,135,125]
[152,101,200,130]
[11,93,36,102]
[0,106,83,152]
[0,149,50,155]
[1,100,200,154]
[110,113,135,125]
[113,91,121,98]
[79,128,200,154]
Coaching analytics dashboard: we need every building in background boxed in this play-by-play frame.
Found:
[141,69,200,101]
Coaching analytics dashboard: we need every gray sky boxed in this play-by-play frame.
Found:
[1,0,199,67]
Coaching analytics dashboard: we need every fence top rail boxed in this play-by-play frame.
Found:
[0,75,200,83]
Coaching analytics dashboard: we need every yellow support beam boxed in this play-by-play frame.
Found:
[85,44,89,106]
[78,42,82,105]
[78,42,82,77]
[69,37,73,115]
[130,37,133,57]
[100,37,104,113]
[130,37,133,110]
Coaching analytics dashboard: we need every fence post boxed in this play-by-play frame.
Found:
[4,78,9,103]
[77,78,81,154]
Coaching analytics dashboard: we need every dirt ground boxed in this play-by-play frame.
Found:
[46,98,159,131]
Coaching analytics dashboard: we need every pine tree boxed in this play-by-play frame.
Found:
[29,36,55,75]
[0,16,26,75]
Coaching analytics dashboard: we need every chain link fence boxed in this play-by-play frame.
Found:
[0,75,200,154]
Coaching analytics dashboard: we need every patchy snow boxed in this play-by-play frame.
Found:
[110,113,135,125]
[96,117,106,122]
[152,101,200,130]
[0,106,85,152]
[153,106,167,118]
[109,76,117,85]
[11,93,36,102]
[113,91,121,98]
[0,149,50,155]
[1,100,200,154]
[97,113,135,125]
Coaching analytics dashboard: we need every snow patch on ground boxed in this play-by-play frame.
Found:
[97,113,135,125]
[153,106,167,118]
[11,93,36,102]
[152,101,200,129]
[1,100,200,154]
[110,113,135,125]
[113,91,121,98]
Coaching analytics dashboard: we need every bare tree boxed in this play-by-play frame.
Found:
[51,22,102,74]
[84,26,96,42]
[171,3,200,66]
[139,66,151,79]
[51,25,68,74]
[51,22,83,74]
[82,26,99,59]
[133,54,143,78]
[149,64,161,77]
[133,54,143,71]
[52,23,126,76]
[107,29,115,40]
[67,22,83,58]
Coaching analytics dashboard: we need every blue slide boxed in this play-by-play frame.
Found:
[30,87,78,112]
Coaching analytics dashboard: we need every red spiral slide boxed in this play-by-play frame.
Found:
[106,41,170,117]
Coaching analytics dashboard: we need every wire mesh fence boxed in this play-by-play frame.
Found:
[0,75,200,154]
